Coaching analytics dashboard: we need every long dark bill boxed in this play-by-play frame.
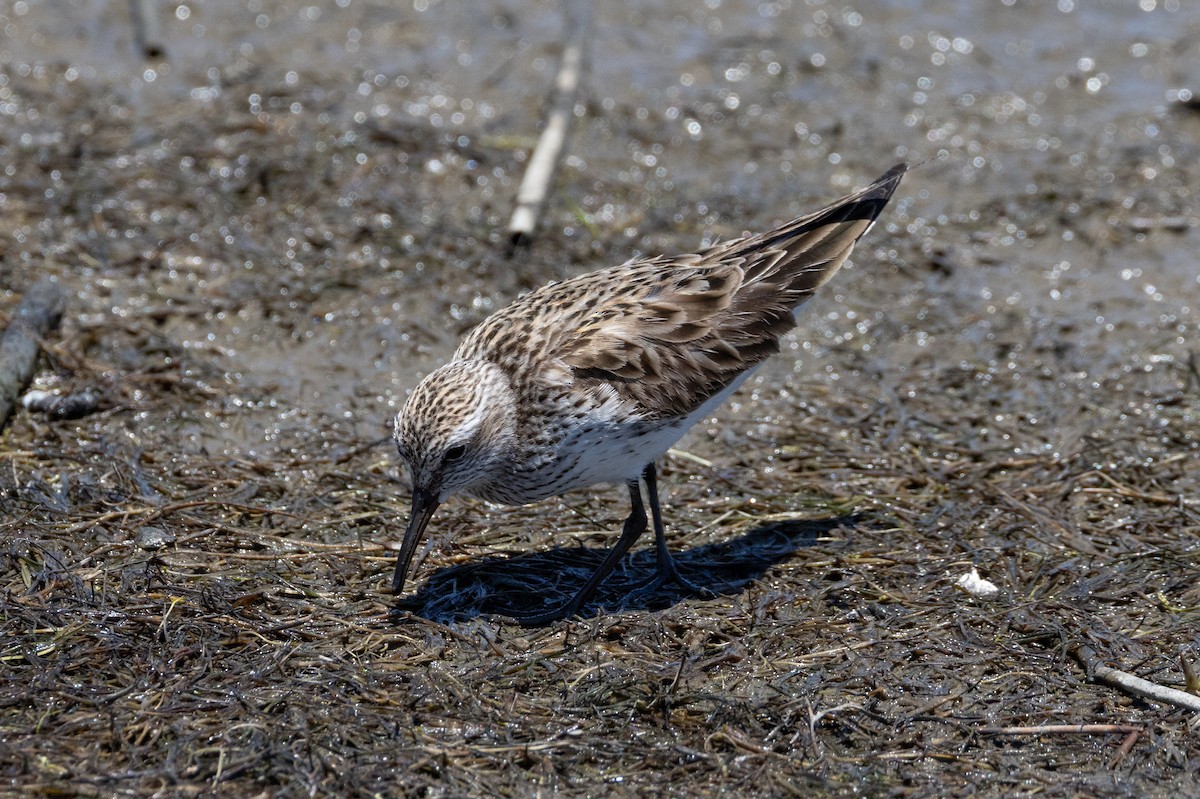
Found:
[392,487,440,594]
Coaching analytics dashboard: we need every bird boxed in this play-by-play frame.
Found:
[391,163,906,623]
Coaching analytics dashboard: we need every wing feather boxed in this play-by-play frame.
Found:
[458,164,906,421]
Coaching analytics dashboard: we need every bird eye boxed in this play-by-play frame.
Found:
[444,445,468,463]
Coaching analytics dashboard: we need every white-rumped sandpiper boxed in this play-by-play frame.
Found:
[392,164,906,622]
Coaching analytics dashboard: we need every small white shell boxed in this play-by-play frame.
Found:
[954,567,1000,598]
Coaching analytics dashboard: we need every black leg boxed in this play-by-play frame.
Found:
[643,463,673,574]
[516,477,649,624]
[634,462,715,600]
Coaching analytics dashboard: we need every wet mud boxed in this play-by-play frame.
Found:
[2,1,1198,796]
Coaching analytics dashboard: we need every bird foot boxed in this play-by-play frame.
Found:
[627,560,715,604]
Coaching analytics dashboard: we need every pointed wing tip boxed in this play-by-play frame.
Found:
[864,162,909,201]
[835,163,908,224]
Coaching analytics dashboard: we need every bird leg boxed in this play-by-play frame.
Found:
[632,462,715,600]
[515,477,649,624]
[516,463,712,624]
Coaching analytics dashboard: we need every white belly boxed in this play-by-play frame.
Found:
[543,367,760,494]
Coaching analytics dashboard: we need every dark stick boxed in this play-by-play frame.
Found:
[128,0,167,60]
[0,278,68,432]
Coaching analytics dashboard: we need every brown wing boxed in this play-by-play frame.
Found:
[557,164,907,418]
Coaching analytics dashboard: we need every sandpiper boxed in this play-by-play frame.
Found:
[392,164,906,622]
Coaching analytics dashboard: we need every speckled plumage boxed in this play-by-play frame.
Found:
[392,164,906,622]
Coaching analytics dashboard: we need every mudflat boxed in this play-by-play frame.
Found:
[2,2,1197,796]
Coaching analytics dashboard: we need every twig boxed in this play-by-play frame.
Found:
[1073,645,1200,713]
[1109,728,1141,769]
[982,723,1143,735]
[0,278,68,433]
[506,0,591,251]
[982,723,1146,768]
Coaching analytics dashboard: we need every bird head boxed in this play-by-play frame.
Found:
[390,359,517,594]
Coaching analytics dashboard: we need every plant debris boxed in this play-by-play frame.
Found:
[2,2,1199,796]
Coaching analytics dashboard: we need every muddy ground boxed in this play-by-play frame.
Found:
[2,0,1198,796]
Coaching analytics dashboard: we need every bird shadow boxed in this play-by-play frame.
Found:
[390,514,859,626]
